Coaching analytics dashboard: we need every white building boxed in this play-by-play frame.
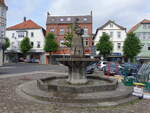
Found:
[0,0,7,66]
[94,20,127,56]
[6,18,45,63]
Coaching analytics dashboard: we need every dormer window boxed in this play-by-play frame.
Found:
[51,18,55,21]
[83,18,87,21]
[67,17,71,21]
[60,18,64,21]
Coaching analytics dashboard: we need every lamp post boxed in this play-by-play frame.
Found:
[0,37,6,66]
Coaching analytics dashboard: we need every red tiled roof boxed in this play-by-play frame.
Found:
[7,20,43,30]
[129,19,150,33]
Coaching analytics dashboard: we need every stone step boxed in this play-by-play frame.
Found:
[18,80,136,106]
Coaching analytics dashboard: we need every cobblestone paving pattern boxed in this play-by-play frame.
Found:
[0,73,150,113]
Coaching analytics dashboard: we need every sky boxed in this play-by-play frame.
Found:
[6,0,150,33]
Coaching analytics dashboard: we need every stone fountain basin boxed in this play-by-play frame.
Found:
[37,76,118,93]
[57,58,98,66]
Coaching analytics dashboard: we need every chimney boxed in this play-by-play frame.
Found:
[24,17,26,22]
[47,12,50,16]
[90,10,93,16]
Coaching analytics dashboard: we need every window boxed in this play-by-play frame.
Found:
[60,28,65,35]
[117,32,121,38]
[86,40,89,46]
[117,43,121,49]
[102,32,106,34]
[31,42,34,47]
[83,39,89,46]
[37,41,40,48]
[83,18,87,21]
[11,42,15,45]
[141,43,144,48]
[60,40,64,47]
[31,32,34,37]
[143,24,150,29]
[143,33,146,40]
[84,28,88,35]
[110,23,113,28]
[18,32,26,38]
[110,32,113,37]
[50,29,55,32]
[51,18,55,21]
[67,17,71,21]
[143,24,147,29]
[12,33,15,38]
[60,18,64,21]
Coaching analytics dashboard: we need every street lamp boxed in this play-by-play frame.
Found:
[0,37,6,65]
[0,37,6,50]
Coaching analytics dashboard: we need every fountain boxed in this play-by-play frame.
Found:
[17,18,137,107]
[57,18,98,85]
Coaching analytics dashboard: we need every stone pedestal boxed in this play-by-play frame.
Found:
[67,63,87,84]
[57,58,97,85]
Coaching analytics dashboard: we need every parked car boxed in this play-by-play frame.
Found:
[97,61,108,71]
[24,58,40,63]
[103,62,122,76]
[86,66,94,74]
[86,62,97,74]
[122,63,141,76]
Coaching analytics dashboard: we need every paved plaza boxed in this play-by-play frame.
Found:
[0,63,150,113]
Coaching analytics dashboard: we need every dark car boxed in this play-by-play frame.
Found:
[86,62,97,74]
[86,67,94,74]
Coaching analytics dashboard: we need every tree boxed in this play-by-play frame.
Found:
[96,33,113,59]
[63,24,73,48]
[3,38,10,51]
[20,37,32,55]
[123,32,141,62]
[63,32,73,48]
[44,32,58,64]
[2,38,10,63]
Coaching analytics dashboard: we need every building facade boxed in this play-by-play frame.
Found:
[0,0,7,66]
[6,19,46,63]
[129,19,150,62]
[94,20,127,57]
[45,12,93,64]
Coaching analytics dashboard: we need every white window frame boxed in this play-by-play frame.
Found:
[60,28,65,35]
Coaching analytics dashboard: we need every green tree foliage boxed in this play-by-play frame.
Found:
[63,24,73,47]
[123,32,141,62]
[63,32,73,47]
[44,32,58,52]
[20,37,32,54]
[96,33,113,58]
[3,38,10,50]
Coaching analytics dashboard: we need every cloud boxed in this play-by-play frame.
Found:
[6,0,48,27]
[6,0,150,32]
[49,0,149,32]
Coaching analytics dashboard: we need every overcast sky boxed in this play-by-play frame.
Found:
[6,0,150,32]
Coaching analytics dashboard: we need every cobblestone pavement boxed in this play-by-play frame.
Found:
[0,72,150,113]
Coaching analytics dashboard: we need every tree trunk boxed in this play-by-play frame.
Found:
[49,52,52,64]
